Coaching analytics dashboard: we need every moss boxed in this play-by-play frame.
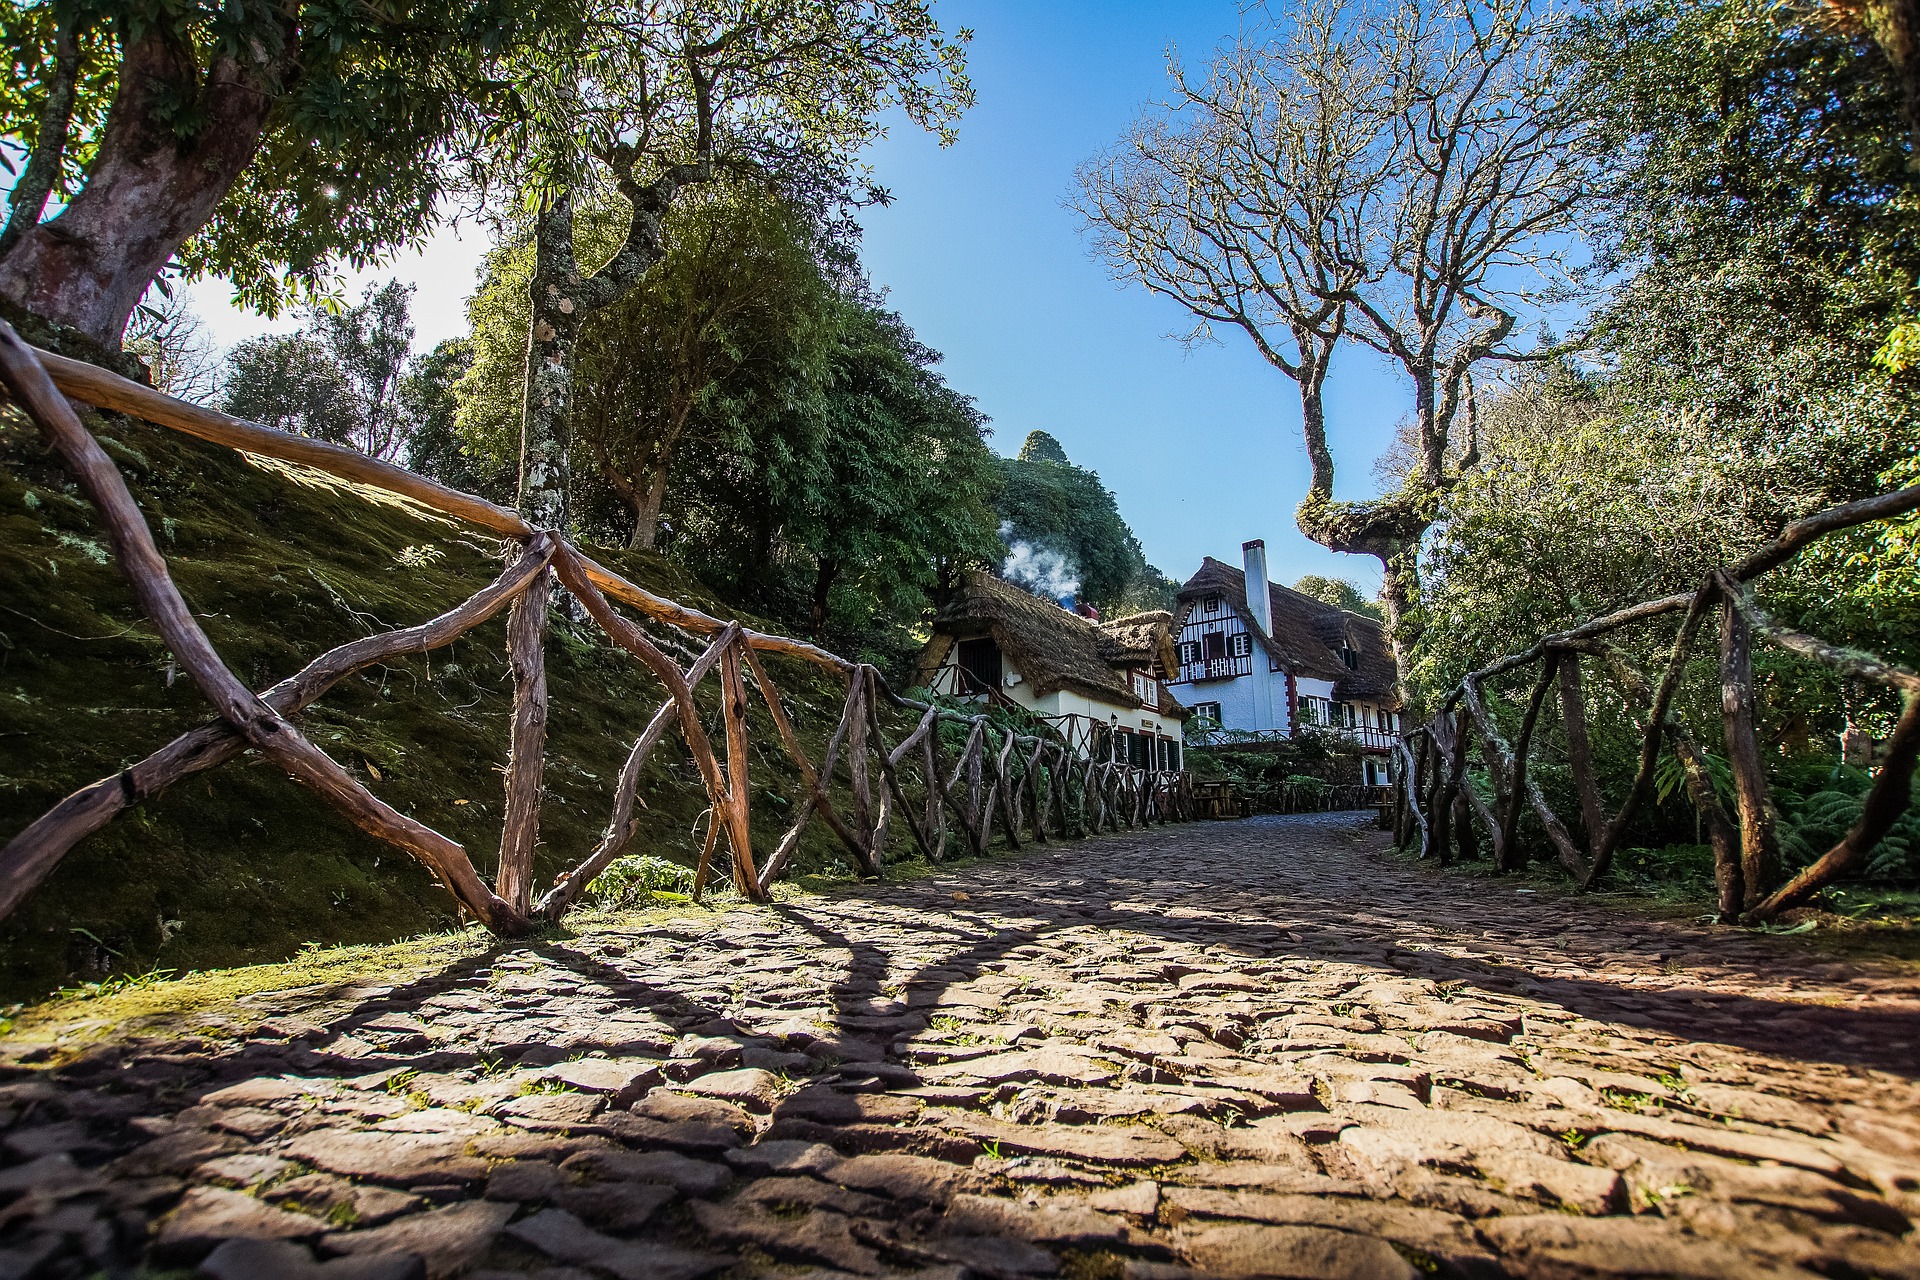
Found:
[0,405,874,1002]
[0,895,768,1060]
[1,928,486,1057]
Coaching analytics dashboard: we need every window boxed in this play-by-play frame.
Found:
[1338,645,1359,670]
[1177,640,1199,665]
[1132,671,1158,704]
[1230,633,1253,658]
[1127,731,1152,768]
[1203,593,1221,611]
[1192,701,1223,727]
[955,637,1001,696]
[1201,630,1228,662]
[1167,739,1182,771]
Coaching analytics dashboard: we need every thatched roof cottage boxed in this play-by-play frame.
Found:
[912,571,1188,769]
[1170,540,1402,785]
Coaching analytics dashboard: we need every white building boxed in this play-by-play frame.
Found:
[1169,541,1402,785]
[914,571,1188,770]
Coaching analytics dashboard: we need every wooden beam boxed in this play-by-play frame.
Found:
[0,537,551,925]
[536,624,736,920]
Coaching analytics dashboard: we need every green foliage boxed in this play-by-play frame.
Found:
[716,296,1002,655]
[1778,783,1920,880]
[1652,749,1734,809]
[1184,735,1357,810]
[993,439,1149,612]
[1293,575,1384,622]
[1,0,558,315]
[477,0,972,214]
[223,280,420,461]
[1017,430,1070,464]
[1109,564,1182,616]
[0,5,115,193]
[402,339,510,500]
[222,335,354,443]
[454,185,1000,661]
[585,856,697,908]
[457,184,840,546]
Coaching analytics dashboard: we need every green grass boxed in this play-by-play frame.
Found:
[0,404,887,1003]
[1382,830,1920,963]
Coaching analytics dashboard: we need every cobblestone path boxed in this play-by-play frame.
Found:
[4,813,1920,1279]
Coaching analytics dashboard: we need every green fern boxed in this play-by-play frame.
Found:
[1776,788,1920,880]
[585,855,696,908]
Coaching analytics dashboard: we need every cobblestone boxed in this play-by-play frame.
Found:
[2,813,1918,1277]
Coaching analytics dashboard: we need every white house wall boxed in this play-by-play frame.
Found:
[1169,671,1289,736]
[1170,593,1286,735]
[927,648,1183,743]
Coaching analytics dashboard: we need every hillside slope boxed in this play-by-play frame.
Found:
[0,402,860,1001]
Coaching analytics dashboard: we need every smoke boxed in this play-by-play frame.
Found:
[999,522,1081,602]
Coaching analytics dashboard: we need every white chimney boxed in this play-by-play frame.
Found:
[1242,539,1273,635]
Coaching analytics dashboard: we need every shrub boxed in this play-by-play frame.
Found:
[585,856,696,908]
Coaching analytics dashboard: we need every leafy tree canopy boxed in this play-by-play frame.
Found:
[455,183,840,547]
[441,180,998,655]
[0,0,554,338]
[993,439,1150,613]
[222,280,418,460]
[1017,430,1070,464]
[1293,575,1385,622]
[681,294,1002,653]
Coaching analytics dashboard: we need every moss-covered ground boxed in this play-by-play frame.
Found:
[0,402,885,1002]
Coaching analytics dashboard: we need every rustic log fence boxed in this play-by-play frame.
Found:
[1393,486,1920,924]
[0,319,1194,937]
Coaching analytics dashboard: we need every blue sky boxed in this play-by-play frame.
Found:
[180,0,1409,595]
[850,0,1406,594]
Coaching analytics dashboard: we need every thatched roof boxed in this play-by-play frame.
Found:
[921,573,1187,717]
[1175,557,1400,708]
[1097,610,1179,674]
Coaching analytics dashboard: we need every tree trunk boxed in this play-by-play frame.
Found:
[1720,595,1779,911]
[811,558,840,641]
[0,31,279,347]
[629,465,670,549]
[1559,656,1607,853]
[1297,346,1336,499]
[496,568,551,915]
[0,13,82,260]
[517,195,587,532]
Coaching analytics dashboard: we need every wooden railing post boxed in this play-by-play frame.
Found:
[924,723,948,861]
[845,669,875,871]
[992,727,1022,850]
[496,563,552,915]
[1557,655,1605,859]
[717,638,763,897]
[1025,739,1050,843]
[1716,576,1779,913]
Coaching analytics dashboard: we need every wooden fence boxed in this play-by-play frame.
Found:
[1393,486,1920,924]
[0,319,1194,937]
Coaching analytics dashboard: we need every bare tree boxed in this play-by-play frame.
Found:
[1075,0,1596,680]
[122,287,220,405]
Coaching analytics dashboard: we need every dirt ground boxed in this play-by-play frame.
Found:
[2,812,1917,1279]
